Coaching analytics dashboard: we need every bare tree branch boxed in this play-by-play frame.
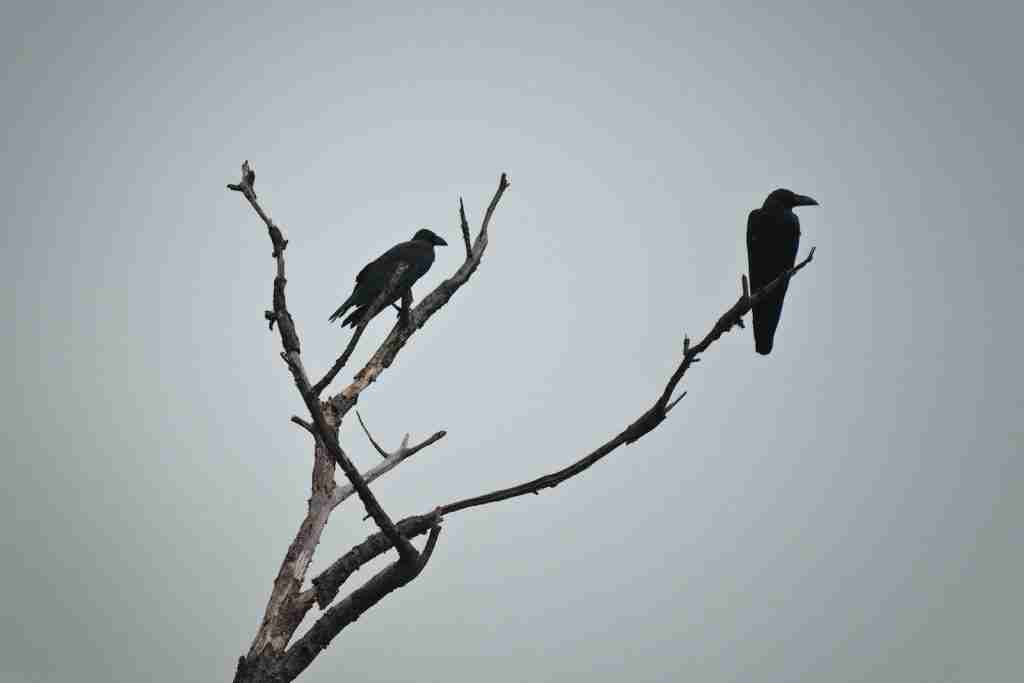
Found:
[226,161,305,380]
[445,247,817,513]
[311,512,442,608]
[665,391,687,413]
[290,416,315,435]
[459,197,472,259]
[229,162,423,664]
[356,411,392,458]
[279,525,443,682]
[326,422,445,512]
[230,163,413,560]
[229,164,505,678]
[235,526,444,683]
[654,246,815,411]
[356,411,446,460]
[229,161,816,683]
[306,251,818,598]
[251,436,441,659]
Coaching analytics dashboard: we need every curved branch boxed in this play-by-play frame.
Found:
[445,247,817,513]
[356,411,392,458]
[308,251,818,595]
[355,411,446,460]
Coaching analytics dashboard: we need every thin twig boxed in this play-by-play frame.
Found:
[459,197,472,259]
[656,246,816,410]
[356,411,447,460]
[665,392,687,413]
[290,416,315,435]
[328,426,445,510]
[356,411,392,458]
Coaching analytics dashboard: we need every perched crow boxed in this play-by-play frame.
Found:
[328,228,448,328]
[746,189,818,355]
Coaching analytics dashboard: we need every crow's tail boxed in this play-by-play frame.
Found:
[328,294,355,324]
[751,283,789,355]
[341,305,369,328]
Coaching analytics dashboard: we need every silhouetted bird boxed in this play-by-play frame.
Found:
[329,228,448,328]
[746,189,818,355]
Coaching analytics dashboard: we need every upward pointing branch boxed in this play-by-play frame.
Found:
[328,173,510,418]
[228,161,417,565]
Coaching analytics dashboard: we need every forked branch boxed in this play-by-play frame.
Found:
[307,250,818,595]
[229,164,507,682]
[229,160,418,576]
[279,525,443,681]
[356,411,447,460]
[230,161,816,683]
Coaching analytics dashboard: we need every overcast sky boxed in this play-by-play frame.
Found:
[3,2,1021,682]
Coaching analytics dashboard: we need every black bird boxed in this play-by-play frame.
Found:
[328,228,448,328]
[746,189,818,355]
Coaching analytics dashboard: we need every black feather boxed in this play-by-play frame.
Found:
[328,229,447,328]
[746,189,815,355]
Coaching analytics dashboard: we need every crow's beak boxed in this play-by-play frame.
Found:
[794,194,819,207]
[436,236,448,246]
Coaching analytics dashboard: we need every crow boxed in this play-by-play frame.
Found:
[746,189,818,354]
[328,228,448,328]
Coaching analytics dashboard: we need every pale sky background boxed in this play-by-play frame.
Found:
[3,2,1021,682]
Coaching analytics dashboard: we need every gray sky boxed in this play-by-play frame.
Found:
[3,2,1021,682]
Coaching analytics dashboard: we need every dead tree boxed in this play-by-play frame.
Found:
[226,161,815,683]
